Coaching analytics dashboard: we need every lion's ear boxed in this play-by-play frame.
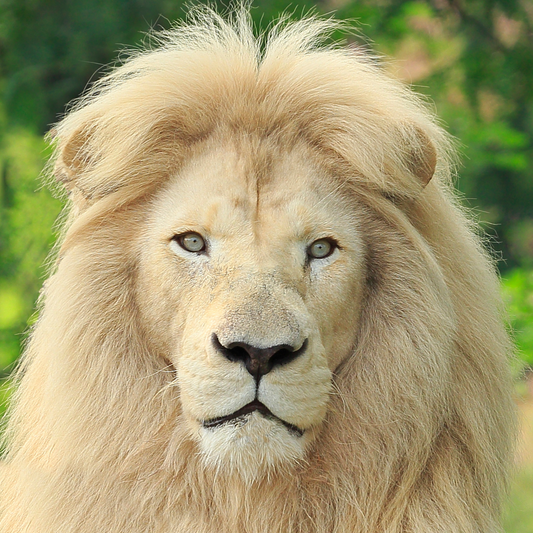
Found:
[404,126,437,187]
[380,124,437,206]
[399,124,437,188]
[50,124,99,209]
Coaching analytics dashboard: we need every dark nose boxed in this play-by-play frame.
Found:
[212,334,308,381]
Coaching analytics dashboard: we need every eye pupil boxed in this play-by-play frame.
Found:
[309,239,334,259]
[177,232,206,253]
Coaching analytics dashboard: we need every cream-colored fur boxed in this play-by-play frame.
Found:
[0,7,516,533]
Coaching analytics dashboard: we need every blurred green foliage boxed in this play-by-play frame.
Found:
[0,127,62,374]
[504,468,533,533]
[502,269,533,371]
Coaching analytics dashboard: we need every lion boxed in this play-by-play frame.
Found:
[0,7,517,533]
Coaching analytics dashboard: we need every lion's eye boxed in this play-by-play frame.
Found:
[174,232,206,253]
[308,238,335,259]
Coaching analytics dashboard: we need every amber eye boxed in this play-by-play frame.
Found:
[174,232,206,253]
[308,238,335,259]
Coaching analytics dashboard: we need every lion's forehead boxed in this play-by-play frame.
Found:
[151,139,355,247]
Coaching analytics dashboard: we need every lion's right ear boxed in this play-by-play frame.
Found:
[50,123,101,210]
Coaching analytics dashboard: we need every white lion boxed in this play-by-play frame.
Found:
[0,7,516,533]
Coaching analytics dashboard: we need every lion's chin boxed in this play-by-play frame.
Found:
[196,410,309,484]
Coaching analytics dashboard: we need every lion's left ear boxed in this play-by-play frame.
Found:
[402,125,437,188]
[380,124,437,205]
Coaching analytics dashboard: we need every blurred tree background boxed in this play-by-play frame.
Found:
[0,0,532,529]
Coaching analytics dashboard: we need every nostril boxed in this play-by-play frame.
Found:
[269,339,308,368]
[212,334,240,362]
[229,345,249,363]
[212,334,308,380]
[212,334,248,365]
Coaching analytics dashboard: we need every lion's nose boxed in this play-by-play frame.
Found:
[212,334,308,381]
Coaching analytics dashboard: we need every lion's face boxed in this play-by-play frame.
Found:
[137,138,365,480]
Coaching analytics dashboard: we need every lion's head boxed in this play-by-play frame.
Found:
[136,137,367,479]
[0,8,516,533]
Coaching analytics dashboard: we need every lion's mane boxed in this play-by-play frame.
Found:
[0,8,516,533]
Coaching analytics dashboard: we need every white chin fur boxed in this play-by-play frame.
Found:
[197,411,308,484]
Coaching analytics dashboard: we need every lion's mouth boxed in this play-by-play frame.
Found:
[202,399,304,437]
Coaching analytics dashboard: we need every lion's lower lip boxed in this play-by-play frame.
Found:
[202,399,304,437]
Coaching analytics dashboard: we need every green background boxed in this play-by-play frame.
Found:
[1,0,532,530]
